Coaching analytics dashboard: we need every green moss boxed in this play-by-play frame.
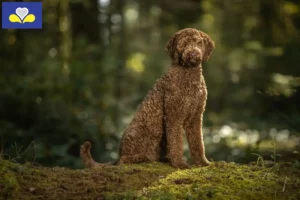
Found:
[0,160,299,200]
[0,160,20,199]
[143,162,300,200]
[0,160,175,200]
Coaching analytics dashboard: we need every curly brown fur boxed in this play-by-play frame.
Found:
[81,28,215,169]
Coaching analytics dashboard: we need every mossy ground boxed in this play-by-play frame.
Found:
[0,160,299,200]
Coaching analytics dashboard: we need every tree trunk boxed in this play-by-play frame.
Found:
[113,0,126,130]
[59,0,72,80]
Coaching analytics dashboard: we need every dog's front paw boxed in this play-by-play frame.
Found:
[200,159,210,166]
[195,157,210,167]
[171,161,190,169]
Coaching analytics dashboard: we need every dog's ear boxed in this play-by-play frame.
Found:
[203,37,215,62]
[165,33,178,60]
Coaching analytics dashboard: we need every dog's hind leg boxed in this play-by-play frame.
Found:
[117,154,154,164]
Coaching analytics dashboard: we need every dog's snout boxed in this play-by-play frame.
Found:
[188,48,200,58]
[190,51,197,57]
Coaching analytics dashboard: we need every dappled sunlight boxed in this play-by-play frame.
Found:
[284,1,299,15]
[264,47,284,56]
[98,0,110,7]
[110,152,118,159]
[126,52,146,73]
[204,125,297,147]
[269,128,290,142]
[202,14,214,26]
[273,73,297,85]
[185,124,300,163]
[218,125,233,138]
[48,47,57,58]
[125,7,138,23]
[111,14,122,24]
[265,73,300,97]
[244,40,262,51]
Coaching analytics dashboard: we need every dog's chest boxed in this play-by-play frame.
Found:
[183,80,207,108]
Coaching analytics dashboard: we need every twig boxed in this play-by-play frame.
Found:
[282,176,287,192]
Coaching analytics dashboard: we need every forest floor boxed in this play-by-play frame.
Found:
[0,159,300,200]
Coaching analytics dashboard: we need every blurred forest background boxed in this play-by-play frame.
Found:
[0,0,300,168]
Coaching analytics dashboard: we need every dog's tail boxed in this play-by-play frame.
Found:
[80,141,117,168]
[80,141,100,168]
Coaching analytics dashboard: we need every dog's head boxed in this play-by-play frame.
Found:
[166,28,215,67]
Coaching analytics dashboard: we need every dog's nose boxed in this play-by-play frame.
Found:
[189,51,197,58]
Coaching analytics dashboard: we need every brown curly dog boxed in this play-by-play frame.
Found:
[80,28,215,169]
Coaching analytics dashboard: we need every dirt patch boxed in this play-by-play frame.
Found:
[174,178,193,184]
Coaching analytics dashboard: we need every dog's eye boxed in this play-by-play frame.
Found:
[197,40,203,45]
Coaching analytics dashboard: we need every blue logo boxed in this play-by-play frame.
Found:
[2,2,42,29]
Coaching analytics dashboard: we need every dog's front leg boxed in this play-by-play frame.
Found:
[165,123,189,169]
[186,112,210,166]
[164,94,189,169]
